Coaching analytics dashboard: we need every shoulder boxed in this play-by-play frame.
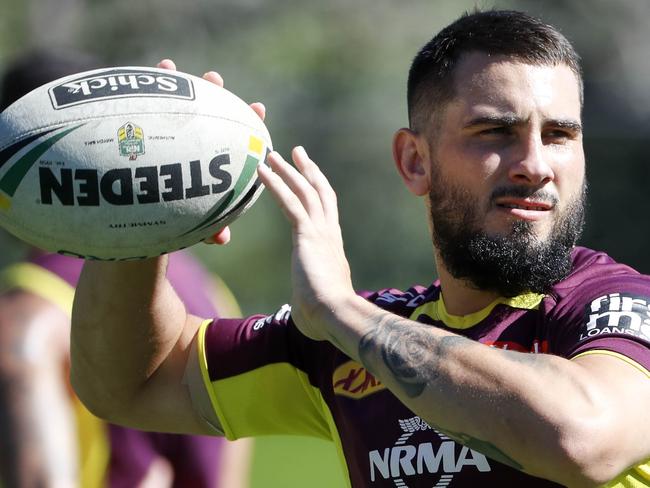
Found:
[548,246,650,311]
[543,246,650,364]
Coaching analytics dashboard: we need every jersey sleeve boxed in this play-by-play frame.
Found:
[189,306,334,442]
[547,273,650,373]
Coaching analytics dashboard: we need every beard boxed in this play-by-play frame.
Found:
[429,173,586,297]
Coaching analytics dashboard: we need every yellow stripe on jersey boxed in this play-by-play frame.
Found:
[211,363,332,440]
[196,319,232,436]
[571,350,650,487]
[571,349,650,378]
[197,320,333,440]
[196,321,352,486]
[0,262,75,316]
[410,291,545,329]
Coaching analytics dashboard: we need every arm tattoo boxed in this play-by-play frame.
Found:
[357,312,527,472]
[358,314,468,398]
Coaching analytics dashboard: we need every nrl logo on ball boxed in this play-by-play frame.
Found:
[118,122,145,160]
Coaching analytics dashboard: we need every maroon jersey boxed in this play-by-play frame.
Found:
[197,247,650,487]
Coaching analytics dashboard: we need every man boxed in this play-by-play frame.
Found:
[0,51,251,488]
[0,252,250,487]
[70,10,650,487]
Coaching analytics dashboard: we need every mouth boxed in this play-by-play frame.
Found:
[497,201,552,211]
[494,198,554,220]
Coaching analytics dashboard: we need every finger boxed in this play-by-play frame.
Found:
[291,147,345,248]
[157,59,176,71]
[257,162,310,227]
[202,71,224,88]
[249,102,266,121]
[266,151,326,223]
[291,146,339,226]
[203,226,231,245]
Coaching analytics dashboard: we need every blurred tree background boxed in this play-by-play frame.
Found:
[1,0,649,486]
[2,0,650,310]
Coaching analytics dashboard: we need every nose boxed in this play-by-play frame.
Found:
[508,134,555,186]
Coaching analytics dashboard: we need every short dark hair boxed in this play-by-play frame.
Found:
[407,10,583,132]
[0,49,101,111]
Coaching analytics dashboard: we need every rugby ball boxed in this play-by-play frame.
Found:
[0,66,271,260]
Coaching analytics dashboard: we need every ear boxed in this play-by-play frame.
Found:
[392,128,430,196]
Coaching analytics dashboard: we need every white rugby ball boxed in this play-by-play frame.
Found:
[0,66,271,260]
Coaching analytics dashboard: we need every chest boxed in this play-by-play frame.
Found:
[316,302,566,486]
[325,385,563,487]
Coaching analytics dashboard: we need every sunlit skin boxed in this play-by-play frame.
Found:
[394,52,586,314]
[436,53,584,235]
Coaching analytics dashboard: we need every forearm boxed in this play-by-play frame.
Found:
[70,256,187,423]
[321,294,608,486]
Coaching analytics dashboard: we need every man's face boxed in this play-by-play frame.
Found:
[425,52,586,295]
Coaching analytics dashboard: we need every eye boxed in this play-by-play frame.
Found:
[479,126,514,138]
[542,121,582,144]
[543,129,573,144]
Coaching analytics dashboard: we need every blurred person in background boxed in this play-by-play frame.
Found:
[0,50,252,488]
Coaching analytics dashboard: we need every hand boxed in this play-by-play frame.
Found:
[155,59,266,246]
[257,147,355,341]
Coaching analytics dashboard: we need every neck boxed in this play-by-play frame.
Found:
[435,252,500,316]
